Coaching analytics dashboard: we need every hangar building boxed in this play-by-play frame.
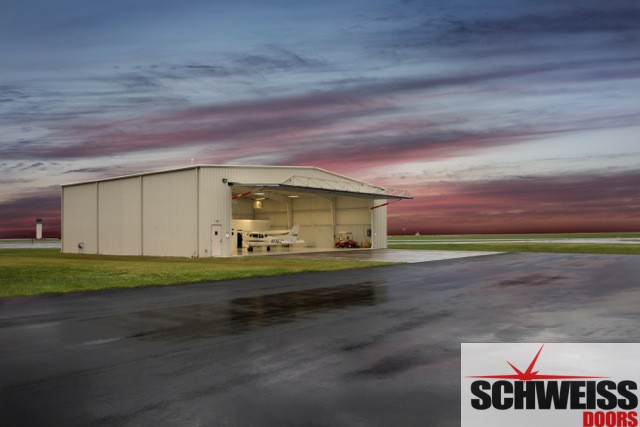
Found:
[61,165,412,257]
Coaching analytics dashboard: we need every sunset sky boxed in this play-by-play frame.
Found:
[1,0,639,237]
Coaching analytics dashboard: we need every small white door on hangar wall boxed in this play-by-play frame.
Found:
[211,224,223,256]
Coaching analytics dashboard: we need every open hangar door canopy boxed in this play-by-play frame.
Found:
[229,178,410,253]
[61,165,412,257]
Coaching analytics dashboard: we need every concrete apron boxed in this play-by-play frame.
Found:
[263,248,501,263]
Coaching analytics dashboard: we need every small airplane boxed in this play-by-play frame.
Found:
[243,224,304,252]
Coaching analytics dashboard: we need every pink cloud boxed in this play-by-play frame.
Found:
[2,171,638,238]
[387,171,640,234]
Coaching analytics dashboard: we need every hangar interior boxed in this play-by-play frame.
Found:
[230,185,376,253]
[61,165,411,257]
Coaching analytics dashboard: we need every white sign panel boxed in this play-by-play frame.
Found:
[462,343,640,427]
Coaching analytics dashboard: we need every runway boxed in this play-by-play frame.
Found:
[2,253,639,426]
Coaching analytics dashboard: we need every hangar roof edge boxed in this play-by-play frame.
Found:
[60,165,411,198]
[61,165,326,187]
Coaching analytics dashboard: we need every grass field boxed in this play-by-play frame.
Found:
[3,232,640,297]
[0,249,391,298]
[388,242,640,255]
[388,232,640,254]
[388,232,640,241]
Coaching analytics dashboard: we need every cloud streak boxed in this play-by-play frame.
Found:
[447,6,640,37]
[3,170,638,238]
[3,54,638,167]
[388,170,640,234]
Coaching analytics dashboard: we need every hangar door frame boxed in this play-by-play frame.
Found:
[229,182,394,250]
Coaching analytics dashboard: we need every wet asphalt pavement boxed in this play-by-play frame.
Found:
[1,252,640,426]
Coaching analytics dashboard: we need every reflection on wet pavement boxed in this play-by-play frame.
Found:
[229,281,387,325]
[128,282,387,340]
[497,274,570,286]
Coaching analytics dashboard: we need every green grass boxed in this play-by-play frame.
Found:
[4,231,639,297]
[0,249,391,298]
[388,231,640,254]
[388,232,640,240]
[389,243,640,255]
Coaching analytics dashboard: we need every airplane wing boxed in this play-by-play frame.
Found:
[263,229,291,235]
[246,229,290,236]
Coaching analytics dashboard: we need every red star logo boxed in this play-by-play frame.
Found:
[467,344,608,381]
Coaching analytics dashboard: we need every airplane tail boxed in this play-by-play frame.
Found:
[289,224,301,241]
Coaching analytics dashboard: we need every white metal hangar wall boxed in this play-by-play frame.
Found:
[61,165,412,257]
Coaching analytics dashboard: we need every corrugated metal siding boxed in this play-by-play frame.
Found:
[335,196,371,247]
[62,183,97,254]
[198,168,233,256]
[232,219,271,232]
[232,198,253,219]
[296,225,333,248]
[98,177,142,255]
[292,196,333,248]
[254,199,288,228]
[143,169,197,257]
[371,199,387,248]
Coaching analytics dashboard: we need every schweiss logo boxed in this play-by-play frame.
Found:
[461,344,640,427]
